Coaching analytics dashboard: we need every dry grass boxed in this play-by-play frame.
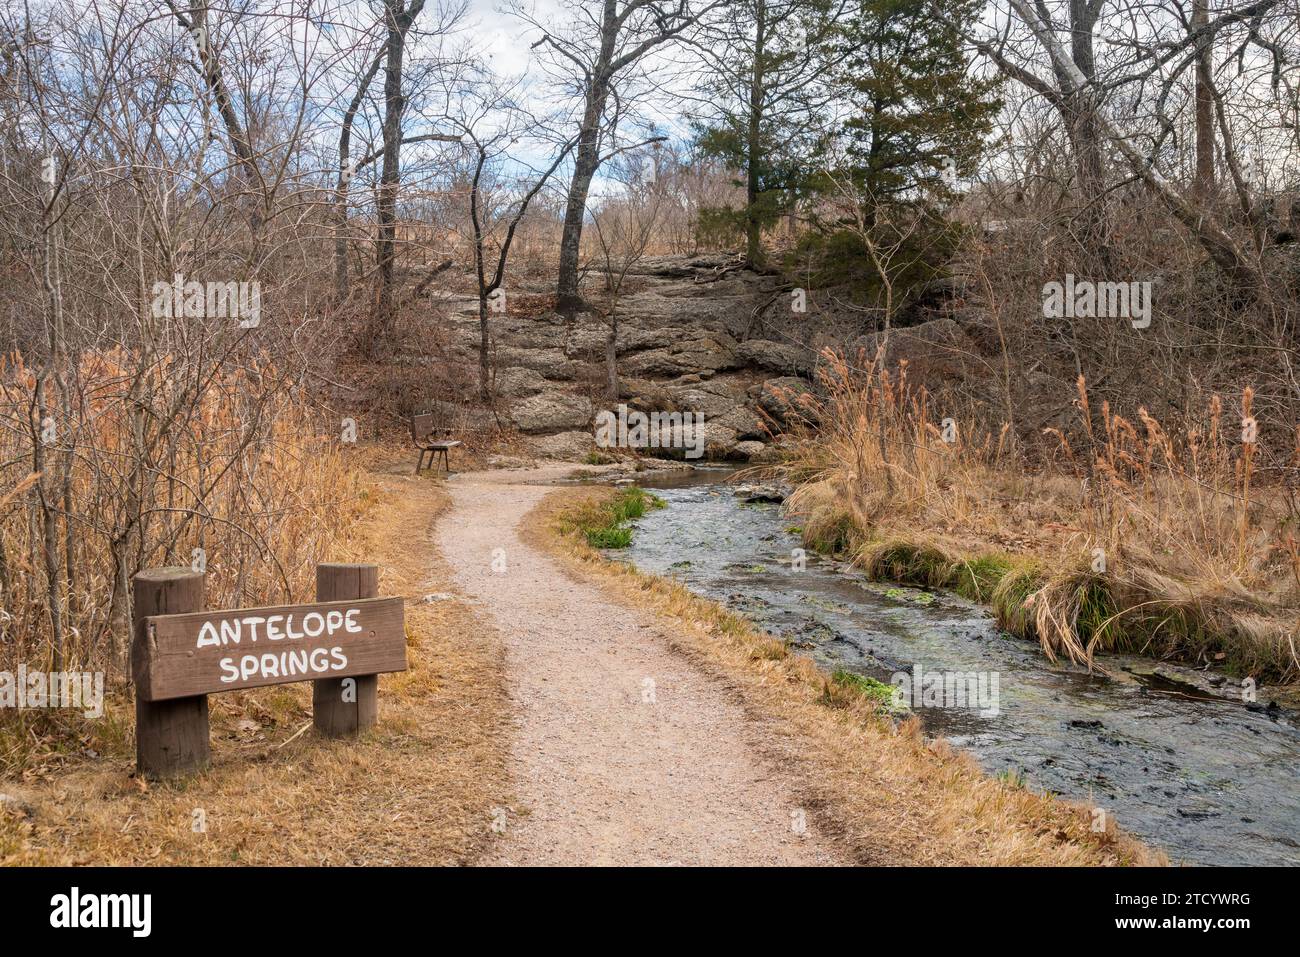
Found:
[0,349,367,674]
[0,347,376,774]
[529,485,1163,866]
[777,350,1300,682]
[0,470,509,865]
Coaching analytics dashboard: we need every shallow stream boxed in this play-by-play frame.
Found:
[616,472,1300,866]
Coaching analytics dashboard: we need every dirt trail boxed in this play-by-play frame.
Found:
[436,468,844,866]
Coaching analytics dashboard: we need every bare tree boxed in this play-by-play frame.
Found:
[518,0,722,312]
[589,148,668,396]
[446,77,577,395]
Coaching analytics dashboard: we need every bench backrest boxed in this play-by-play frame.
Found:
[410,412,434,443]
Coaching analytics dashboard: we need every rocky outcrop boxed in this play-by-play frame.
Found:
[430,256,839,461]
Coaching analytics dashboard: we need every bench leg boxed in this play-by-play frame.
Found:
[414,449,427,474]
[438,448,450,472]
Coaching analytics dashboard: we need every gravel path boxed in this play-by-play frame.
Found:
[437,470,844,866]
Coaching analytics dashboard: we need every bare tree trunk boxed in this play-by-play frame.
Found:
[557,84,610,312]
[549,0,714,310]
[478,297,491,398]
[1065,0,1110,266]
[1193,0,1215,201]
[744,0,767,269]
[605,313,619,398]
[374,0,427,339]
[336,51,385,300]
[165,2,263,231]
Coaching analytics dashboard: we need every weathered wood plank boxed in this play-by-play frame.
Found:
[133,568,210,778]
[313,563,381,737]
[136,596,406,701]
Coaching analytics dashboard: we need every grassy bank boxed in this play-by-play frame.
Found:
[562,486,665,548]
[531,484,1161,866]
[773,353,1300,686]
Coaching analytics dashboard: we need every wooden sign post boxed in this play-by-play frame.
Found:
[313,563,380,738]
[132,567,211,779]
[131,563,406,778]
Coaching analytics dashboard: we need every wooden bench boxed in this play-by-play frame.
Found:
[410,412,461,473]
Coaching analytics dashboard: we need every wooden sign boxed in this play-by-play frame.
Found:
[135,596,407,702]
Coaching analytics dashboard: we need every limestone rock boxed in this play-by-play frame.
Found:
[758,376,817,425]
[529,430,597,460]
[735,338,814,376]
[493,366,550,398]
[511,391,594,434]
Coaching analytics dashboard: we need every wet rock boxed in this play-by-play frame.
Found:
[733,483,787,503]
[636,457,695,472]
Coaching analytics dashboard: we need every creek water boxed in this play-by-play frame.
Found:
[614,470,1300,867]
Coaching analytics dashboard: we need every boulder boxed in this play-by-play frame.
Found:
[529,430,597,461]
[619,379,676,413]
[623,335,740,377]
[712,404,767,440]
[493,366,550,398]
[511,391,594,434]
[629,417,735,459]
[732,483,788,503]
[735,338,815,376]
[733,440,767,460]
[665,385,741,418]
[758,376,817,425]
[701,422,739,458]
